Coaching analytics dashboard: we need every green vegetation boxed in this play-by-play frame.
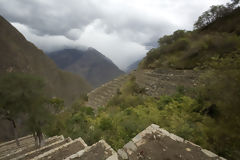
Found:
[44,70,240,159]
[194,0,239,29]
[140,30,240,69]
[0,73,64,147]
[140,1,240,70]
[43,3,240,159]
[0,16,92,106]
[1,1,239,159]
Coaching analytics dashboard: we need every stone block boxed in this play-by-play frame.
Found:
[117,149,128,159]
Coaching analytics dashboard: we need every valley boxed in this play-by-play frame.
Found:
[0,0,240,160]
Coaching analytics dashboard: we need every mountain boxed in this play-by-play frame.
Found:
[0,15,93,141]
[48,48,125,87]
[125,59,142,73]
[0,16,92,104]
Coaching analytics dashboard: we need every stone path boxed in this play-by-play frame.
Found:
[0,124,225,160]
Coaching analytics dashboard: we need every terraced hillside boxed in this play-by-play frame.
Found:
[0,124,225,160]
[86,69,199,108]
[86,74,129,109]
[134,69,199,97]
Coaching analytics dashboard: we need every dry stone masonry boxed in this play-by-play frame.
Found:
[0,124,226,160]
[86,74,129,109]
[86,69,199,109]
[117,124,226,160]
[134,69,199,97]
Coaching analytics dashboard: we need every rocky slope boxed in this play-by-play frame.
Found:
[48,48,125,88]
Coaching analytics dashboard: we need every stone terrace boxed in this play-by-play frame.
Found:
[86,74,129,109]
[134,69,199,97]
[86,69,199,109]
[0,124,226,160]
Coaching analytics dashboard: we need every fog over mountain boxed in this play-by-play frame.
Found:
[48,48,124,88]
[0,0,228,70]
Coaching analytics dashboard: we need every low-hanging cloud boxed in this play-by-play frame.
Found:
[0,0,228,70]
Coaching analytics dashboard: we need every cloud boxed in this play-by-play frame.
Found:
[0,0,229,69]
[12,21,147,70]
[75,19,147,70]
[11,23,87,52]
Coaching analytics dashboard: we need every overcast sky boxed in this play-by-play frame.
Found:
[0,0,228,70]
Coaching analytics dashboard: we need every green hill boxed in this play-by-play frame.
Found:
[140,7,240,70]
[201,7,240,34]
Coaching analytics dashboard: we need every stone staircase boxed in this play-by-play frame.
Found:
[0,135,35,159]
[65,140,117,160]
[86,69,199,109]
[0,124,226,160]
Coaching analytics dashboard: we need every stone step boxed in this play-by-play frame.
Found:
[117,124,226,160]
[86,74,129,109]
[17,137,71,160]
[94,93,114,101]
[0,135,35,157]
[33,137,87,160]
[65,140,118,160]
[0,135,32,148]
[0,135,64,160]
[100,91,114,97]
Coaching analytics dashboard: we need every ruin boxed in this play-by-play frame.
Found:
[0,124,226,160]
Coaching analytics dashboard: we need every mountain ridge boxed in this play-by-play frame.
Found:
[0,15,92,141]
[48,48,125,87]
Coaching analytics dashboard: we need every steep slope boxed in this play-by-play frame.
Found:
[48,48,125,87]
[201,7,240,34]
[140,7,240,70]
[86,74,128,109]
[0,16,92,104]
[0,16,92,141]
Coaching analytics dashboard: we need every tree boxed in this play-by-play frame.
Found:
[0,73,53,147]
[47,97,64,114]
[194,5,227,29]
[0,73,43,146]
[194,0,240,30]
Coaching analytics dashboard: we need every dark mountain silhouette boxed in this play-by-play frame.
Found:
[48,48,125,87]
